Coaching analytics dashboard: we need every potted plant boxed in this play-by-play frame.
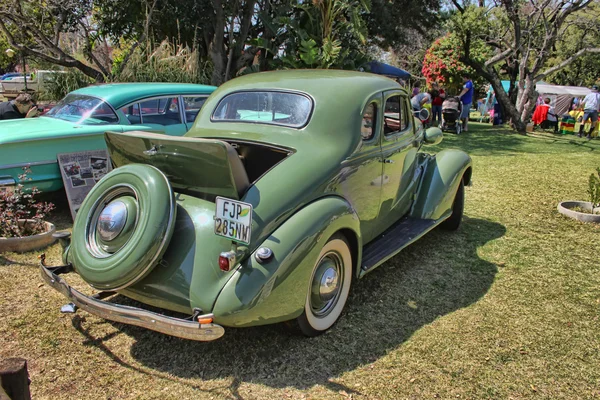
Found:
[557,167,600,223]
[0,167,56,253]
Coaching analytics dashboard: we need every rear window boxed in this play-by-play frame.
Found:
[212,91,312,128]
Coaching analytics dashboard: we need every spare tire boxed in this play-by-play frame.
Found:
[70,164,176,291]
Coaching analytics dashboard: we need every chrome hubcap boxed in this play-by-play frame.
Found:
[97,200,128,241]
[310,252,343,317]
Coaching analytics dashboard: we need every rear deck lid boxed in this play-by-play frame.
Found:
[105,130,247,200]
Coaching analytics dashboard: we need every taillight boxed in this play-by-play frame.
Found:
[219,251,236,272]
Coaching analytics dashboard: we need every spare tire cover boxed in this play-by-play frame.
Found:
[71,164,176,291]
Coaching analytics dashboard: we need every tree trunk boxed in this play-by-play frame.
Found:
[210,0,226,86]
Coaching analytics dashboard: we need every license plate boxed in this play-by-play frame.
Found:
[214,197,253,245]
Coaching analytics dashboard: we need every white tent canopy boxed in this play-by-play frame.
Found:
[536,83,592,115]
[536,83,591,96]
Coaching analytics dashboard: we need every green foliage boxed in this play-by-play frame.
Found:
[588,168,600,207]
[366,0,441,50]
[546,3,600,87]
[250,0,371,72]
[37,69,95,102]
[115,40,212,85]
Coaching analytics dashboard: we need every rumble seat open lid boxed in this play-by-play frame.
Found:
[105,130,249,200]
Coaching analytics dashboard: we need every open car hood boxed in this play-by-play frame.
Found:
[105,130,247,200]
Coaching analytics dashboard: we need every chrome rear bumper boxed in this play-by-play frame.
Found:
[39,260,225,342]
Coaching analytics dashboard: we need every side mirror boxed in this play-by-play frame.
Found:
[414,108,430,122]
[424,127,443,145]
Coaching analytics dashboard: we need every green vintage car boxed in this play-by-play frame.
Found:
[40,70,472,341]
[0,83,215,192]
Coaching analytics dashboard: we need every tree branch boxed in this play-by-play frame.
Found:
[536,47,600,80]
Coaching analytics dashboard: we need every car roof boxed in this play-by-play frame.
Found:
[213,69,402,99]
[191,70,406,151]
[71,82,217,108]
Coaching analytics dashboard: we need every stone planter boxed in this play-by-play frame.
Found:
[557,201,600,224]
[0,220,57,253]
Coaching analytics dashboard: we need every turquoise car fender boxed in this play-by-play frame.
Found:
[211,196,362,327]
[411,149,472,221]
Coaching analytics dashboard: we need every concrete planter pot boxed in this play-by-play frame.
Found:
[557,201,600,224]
[0,220,56,253]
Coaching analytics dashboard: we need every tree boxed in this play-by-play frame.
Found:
[448,0,600,132]
[0,0,110,81]
[545,3,600,87]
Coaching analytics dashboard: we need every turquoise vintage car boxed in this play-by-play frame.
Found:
[0,83,215,192]
[41,70,472,341]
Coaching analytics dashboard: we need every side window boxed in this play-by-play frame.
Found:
[183,96,208,123]
[120,103,140,125]
[361,103,377,140]
[383,95,408,135]
[125,97,182,126]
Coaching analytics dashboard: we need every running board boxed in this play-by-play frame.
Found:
[361,217,441,273]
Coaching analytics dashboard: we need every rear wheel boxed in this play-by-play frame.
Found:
[297,234,353,336]
[440,180,464,231]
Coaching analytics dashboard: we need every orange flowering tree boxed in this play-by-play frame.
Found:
[422,33,489,94]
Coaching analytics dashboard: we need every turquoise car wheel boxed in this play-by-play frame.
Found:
[71,164,176,291]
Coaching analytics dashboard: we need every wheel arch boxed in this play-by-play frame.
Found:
[338,227,360,278]
[411,149,472,221]
[211,195,362,327]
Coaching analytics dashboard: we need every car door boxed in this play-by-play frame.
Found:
[120,96,188,136]
[336,98,384,244]
[376,91,418,233]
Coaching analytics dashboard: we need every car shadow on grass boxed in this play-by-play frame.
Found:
[71,216,505,394]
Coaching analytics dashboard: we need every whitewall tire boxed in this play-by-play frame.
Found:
[297,234,353,336]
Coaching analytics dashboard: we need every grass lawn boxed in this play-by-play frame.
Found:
[1,123,599,399]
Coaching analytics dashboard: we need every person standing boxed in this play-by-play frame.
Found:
[578,85,600,139]
[458,74,474,132]
[0,93,39,120]
[429,82,445,127]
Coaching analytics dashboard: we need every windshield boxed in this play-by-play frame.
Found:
[212,91,312,128]
[46,94,119,125]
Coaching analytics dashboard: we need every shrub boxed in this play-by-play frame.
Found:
[37,69,95,102]
[588,167,600,208]
[0,167,55,238]
[116,40,212,85]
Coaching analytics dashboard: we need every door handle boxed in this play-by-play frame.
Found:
[380,159,394,164]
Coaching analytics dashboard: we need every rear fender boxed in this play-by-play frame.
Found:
[411,149,472,220]
[211,196,361,327]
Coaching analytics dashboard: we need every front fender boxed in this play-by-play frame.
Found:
[411,149,472,220]
[211,196,361,327]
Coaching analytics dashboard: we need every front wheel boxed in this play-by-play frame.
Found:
[440,179,465,231]
[297,234,353,337]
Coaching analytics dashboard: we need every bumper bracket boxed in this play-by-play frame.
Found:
[39,255,225,341]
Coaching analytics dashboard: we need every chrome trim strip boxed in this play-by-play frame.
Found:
[0,177,16,186]
[40,264,224,341]
[2,131,104,145]
[0,159,58,170]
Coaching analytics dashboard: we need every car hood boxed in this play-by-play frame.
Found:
[0,116,113,144]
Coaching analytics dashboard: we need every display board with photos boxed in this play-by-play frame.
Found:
[58,150,112,220]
